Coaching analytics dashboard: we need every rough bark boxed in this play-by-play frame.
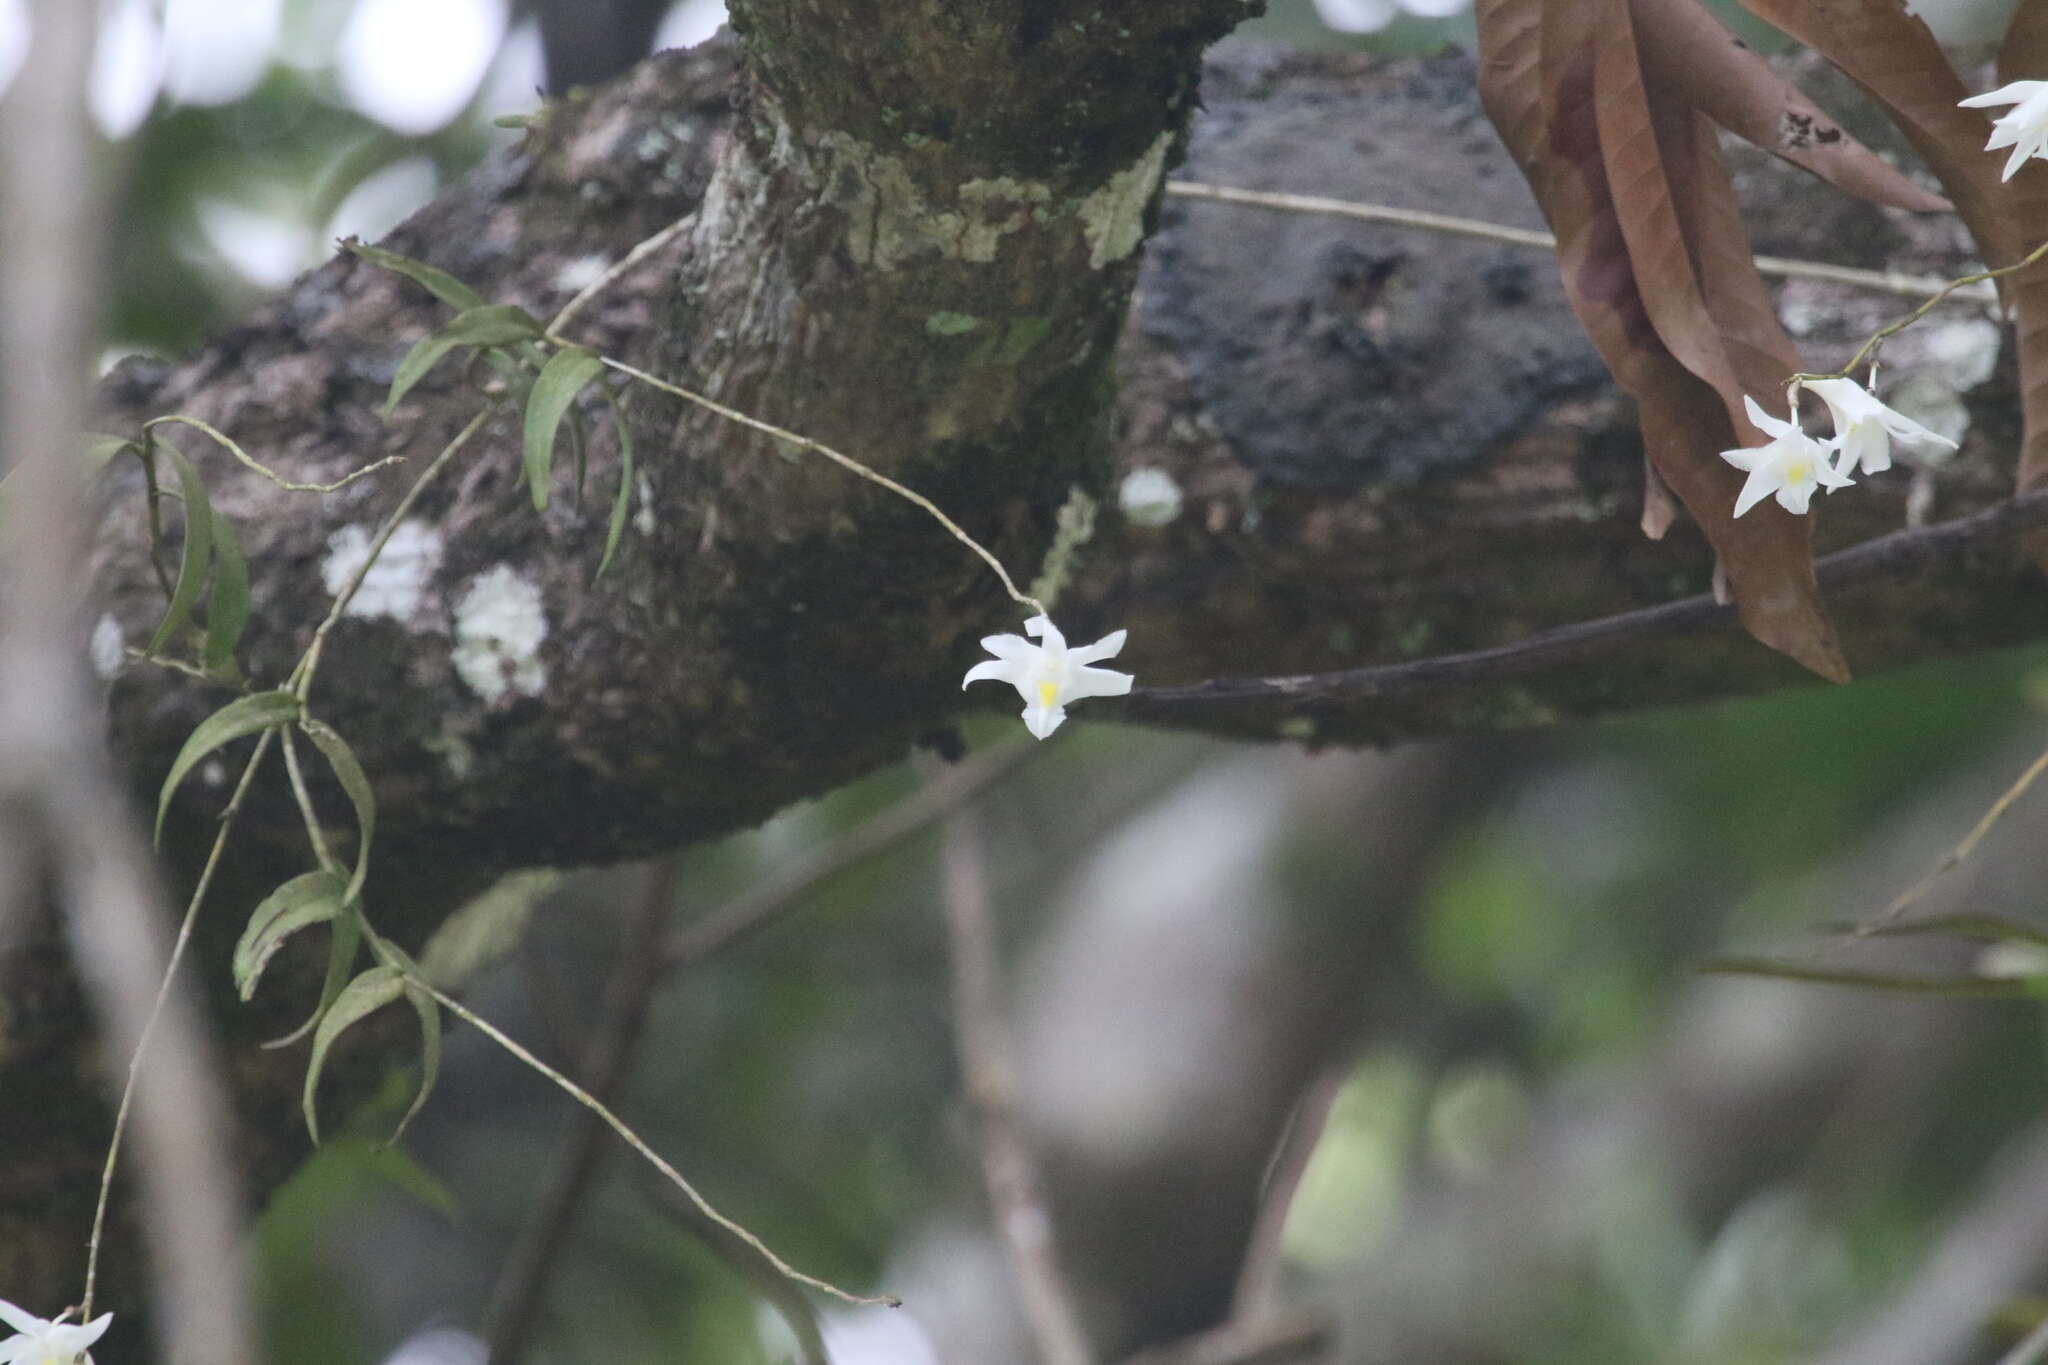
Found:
[4,20,2043,1341]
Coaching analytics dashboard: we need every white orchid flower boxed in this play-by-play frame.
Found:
[1960,79,2048,181]
[963,615,1132,740]
[1796,376,1958,477]
[0,1298,112,1365]
[1720,395,1853,517]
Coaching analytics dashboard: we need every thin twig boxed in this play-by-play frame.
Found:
[1233,1065,1349,1322]
[1126,486,2048,714]
[548,212,696,337]
[1164,180,1999,304]
[581,352,1048,619]
[1812,235,2048,381]
[937,778,1094,1365]
[1862,742,2048,931]
[663,737,1038,966]
[394,966,898,1309]
[143,414,403,493]
[484,857,684,1365]
[80,730,275,1322]
[289,408,490,700]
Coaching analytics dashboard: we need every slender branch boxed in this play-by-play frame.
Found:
[80,731,275,1323]
[547,211,696,337]
[2001,1318,2048,1365]
[1163,181,1998,304]
[662,737,1038,966]
[1232,1065,1349,1323]
[937,780,1095,1365]
[1863,742,2048,931]
[1126,488,2048,715]
[142,414,403,493]
[390,961,900,1309]
[483,856,683,1365]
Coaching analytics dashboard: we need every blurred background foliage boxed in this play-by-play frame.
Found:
[31,0,2048,1361]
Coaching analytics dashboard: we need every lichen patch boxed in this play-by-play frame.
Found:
[1080,131,1171,269]
[321,520,445,622]
[452,565,548,703]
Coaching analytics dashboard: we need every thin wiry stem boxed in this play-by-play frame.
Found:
[143,414,403,493]
[582,351,1048,619]
[395,964,899,1310]
[548,212,696,337]
[82,729,275,1322]
[1795,234,2048,383]
[1862,742,2048,932]
[1164,180,2001,304]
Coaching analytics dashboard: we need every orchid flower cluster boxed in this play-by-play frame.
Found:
[1721,77,2048,518]
[1719,376,1955,517]
[0,1299,110,1365]
[963,614,1132,739]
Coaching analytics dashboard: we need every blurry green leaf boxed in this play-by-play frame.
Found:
[419,867,561,988]
[597,384,635,579]
[1699,955,2030,997]
[203,505,250,677]
[523,346,603,512]
[264,906,364,1051]
[391,979,441,1147]
[344,239,487,312]
[144,442,215,656]
[234,870,347,1001]
[155,689,299,844]
[385,306,545,412]
[386,331,469,413]
[304,966,405,1144]
[83,433,137,467]
[301,718,375,908]
[1823,912,2048,947]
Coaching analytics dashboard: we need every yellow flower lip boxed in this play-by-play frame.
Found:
[1038,679,1059,709]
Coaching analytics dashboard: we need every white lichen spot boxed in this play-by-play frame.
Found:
[200,758,227,788]
[321,520,444,622]
[817,131,1053,270]
[1118,467,1184,527]
[552,253,610,295]
[1080,131,1172,270]
[89,614,125,679]
[634,471,656,536]
[452,565,548,703]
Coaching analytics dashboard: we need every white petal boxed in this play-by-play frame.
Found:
[963,659,1023,691]
[1022,703,1065,739]
[0,1304,45,1338]
[976,633,1037,660]
[1719,445,1762,472]
[1741,394,1793,438]
[1021,615,1064,650]
[1879,409,1958,450]
[1961,81,2046,109]
[1777,480,1816,514]
[1732,468,1774,517]
[1065,664,1134,701]
[1066,629,1127,665]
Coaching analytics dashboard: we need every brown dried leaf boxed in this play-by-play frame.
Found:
[1475,0,1847,680]
[1634,0,1950,212]
[1738,0,2023,269]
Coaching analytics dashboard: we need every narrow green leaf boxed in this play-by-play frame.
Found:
[203,506,250,677]
[154,689,300,845]
[1821,912,2048,947]
[596,384,635,579]
[83,433,137,467]
[343,240,487,312]
[234,870,347,1001]
[386,331,468,413]
[441,304,544,347]
[263,906,363,1051]
[522,346,603,513]
[144,443,216,656]
[301,719,376,908]
[303,966,407,1145]
[1698,955,2030,997]
[390,981,442,1146]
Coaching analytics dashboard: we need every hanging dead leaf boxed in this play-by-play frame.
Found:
[1998,5,2048,549]
[1634,0,1949,212]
